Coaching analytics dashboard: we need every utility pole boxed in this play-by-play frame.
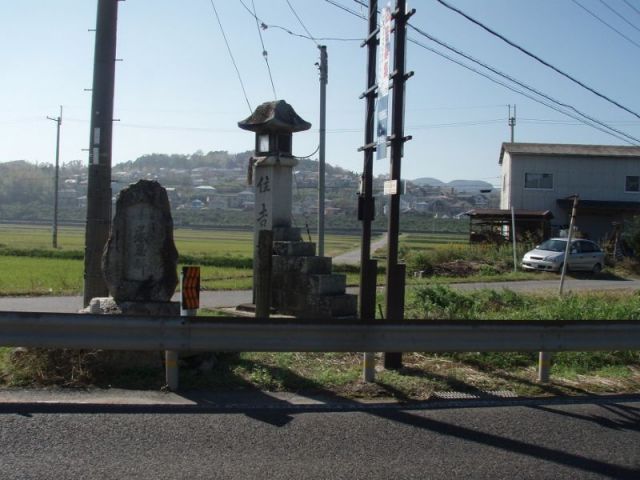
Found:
[358,0,379,382]
[508,104,516,143]
[384,0,414,370]
[83,0,119,307]
[318,45,328,257]
[47,106,62,249]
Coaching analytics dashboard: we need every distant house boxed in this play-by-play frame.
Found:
[500,142,640,240]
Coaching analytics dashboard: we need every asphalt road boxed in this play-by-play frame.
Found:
[0,396,638,479]
[333,233,389,265]
[1,278,639,313]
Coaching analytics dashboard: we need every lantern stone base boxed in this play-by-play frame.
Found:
[269,228,357,319]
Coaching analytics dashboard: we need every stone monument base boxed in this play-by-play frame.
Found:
[80,297,180,316]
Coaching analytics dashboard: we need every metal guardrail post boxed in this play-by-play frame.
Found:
[363,352,376,382]
[165,350,179,390]
[537,351,551,383]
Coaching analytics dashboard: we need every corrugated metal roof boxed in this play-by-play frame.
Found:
[466,208,554,219]
[499,142,640,164]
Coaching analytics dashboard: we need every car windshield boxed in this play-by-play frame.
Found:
[537,239,567,252]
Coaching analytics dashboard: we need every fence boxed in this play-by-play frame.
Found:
[2,312,639,388]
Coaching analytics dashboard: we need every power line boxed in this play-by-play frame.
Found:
[321,0,640,143]
[408,23,640,145]
[436,0,640,121]
[323,0,367,21]
[599,0,640,34]
[286,0,319,46]
[250,0,277,99]
[571,0,640,50]
[207,0,253,113]
[406,34,639,145]
[624,0,640,16]
[238,0,360,42]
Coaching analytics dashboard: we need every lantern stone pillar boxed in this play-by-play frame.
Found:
[239,100,311,300]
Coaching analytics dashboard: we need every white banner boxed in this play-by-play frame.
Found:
[376,4,392,161]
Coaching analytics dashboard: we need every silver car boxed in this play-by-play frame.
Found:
[521,238,605,273]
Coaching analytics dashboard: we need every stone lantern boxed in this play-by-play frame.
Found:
[238,100,356,319]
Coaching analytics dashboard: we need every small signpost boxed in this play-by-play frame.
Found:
[166,266,200,391]
[181,266,201,313]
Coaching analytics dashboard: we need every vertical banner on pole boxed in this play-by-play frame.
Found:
[376,4,392,161]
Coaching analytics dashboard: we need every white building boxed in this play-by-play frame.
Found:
[500,143,640,240]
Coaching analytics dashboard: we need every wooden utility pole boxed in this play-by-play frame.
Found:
[508,104,516,143]
[318,45,328,257]
[384,0,414,370]
[46,106,62,249]
[83,0,119,306]
[358,0,379,382]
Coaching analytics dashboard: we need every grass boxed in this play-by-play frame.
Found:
[0,223,363,295]
[405,284,640,320]
[2,347,638,399]
[1,224,640,397]
[2,289,640,398]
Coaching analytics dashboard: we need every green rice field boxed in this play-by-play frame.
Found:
[0,223,367,294]
[0,223,474,295]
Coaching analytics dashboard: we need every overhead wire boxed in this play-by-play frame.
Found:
[238,0,360,42]
[408,23,640,145]
[624,0,640,16]
[571,0,640,50]
[436,0,640,120]
[286,0,320,46]
[598,0,640,34]
[323,0,367,21]
[320,0,640,144]
[405,35,639,145]
[207,0,253,113]
[249,0,278,99]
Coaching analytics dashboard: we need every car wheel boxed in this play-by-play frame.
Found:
[592,263,602,274]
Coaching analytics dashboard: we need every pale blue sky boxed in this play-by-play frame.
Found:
[2,0,640,183]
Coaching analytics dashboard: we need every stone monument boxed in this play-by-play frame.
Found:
[238,100,357,318]
[88,179,180,315]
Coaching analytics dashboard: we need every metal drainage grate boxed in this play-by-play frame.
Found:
[433,390,518,400]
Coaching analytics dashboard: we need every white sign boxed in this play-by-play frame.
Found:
[376,4,392,161]
[384,180,397,195]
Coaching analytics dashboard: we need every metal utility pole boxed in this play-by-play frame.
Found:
[559,195,579,296]
[318,45,328,257]
[358,0,379,382]
[384,0,414,370]
[83,0,119,307]
[47,106,63,249]
[508,104,516,143]
[539,194,578,383]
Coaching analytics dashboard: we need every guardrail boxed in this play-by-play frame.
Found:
[2,311,640,353]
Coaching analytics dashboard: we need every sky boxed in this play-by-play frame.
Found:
[2,0,640,185]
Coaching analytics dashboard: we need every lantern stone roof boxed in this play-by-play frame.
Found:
[238,100,311,133]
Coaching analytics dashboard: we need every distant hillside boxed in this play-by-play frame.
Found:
[411,177,493,193]
[448,179,493,192]
[411,177,445,187]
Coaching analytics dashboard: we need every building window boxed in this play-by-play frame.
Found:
[524,173,553,189]
[626,175,640,192]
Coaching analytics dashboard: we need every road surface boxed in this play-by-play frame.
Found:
[0,393,638,479]
[332,233,388,265]
[1,277,639,313]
